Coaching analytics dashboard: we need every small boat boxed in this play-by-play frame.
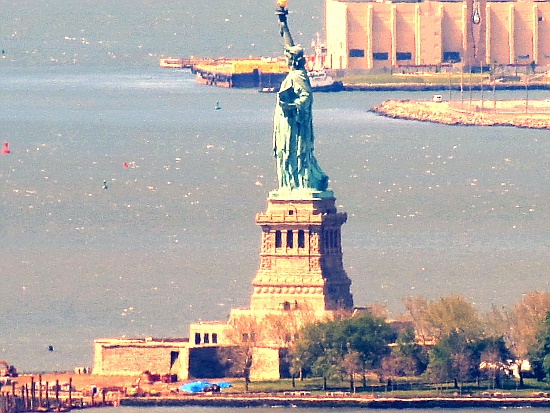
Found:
[306,34,344,92]
[308,69,343,92]
[159,58,185,68]
[259,87,276,93]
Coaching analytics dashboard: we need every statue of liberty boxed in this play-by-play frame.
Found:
[272,0,329,193]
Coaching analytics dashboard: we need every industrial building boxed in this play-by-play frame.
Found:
[325,0,550,71]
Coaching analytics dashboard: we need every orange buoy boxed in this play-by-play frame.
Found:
[1,142,9,154]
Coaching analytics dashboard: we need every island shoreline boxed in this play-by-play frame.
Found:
[121,395,550,409]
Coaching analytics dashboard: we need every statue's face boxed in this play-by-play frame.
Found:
[285,51,294,67]
[285,49,304,69]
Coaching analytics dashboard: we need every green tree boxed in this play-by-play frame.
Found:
[426,332,479,391]
[311,348,341,390]
[510,292,550,359]
[335,314,397,371]
[289,314,396,391]
[340,349,362,392]
[527,311,550,382]
[383,328,428,377]
[476,336,511,389]
[290,321,332,381]
[426,332,472,390]
[427,332,511,391]
[424,295,482,341]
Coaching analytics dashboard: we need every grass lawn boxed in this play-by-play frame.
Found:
[339,73,492,86]
[228,376,550,397]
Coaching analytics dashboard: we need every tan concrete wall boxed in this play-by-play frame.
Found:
[395,4,417,66]
[514,3,535,64]
[487,3,512,64]
[326,0,348,69]
[326,0,550,70]
[371,3,394,69]
[442,3,464,62]
[188,322,230,347]
[93,339,188,378]
[417,3,443,66]
[250,347,281,381]
[97,346,170,375]
[538,3,550,68]
[172,347,190,380]
[346,2,369,70]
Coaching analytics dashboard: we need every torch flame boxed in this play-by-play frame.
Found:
[276,0,288,8]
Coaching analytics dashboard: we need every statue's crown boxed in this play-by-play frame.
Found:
[285,45,304,57]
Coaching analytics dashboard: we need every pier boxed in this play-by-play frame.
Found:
[159,56,291,89]
[0,377,119,413]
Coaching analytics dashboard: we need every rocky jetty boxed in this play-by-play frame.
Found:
[371,99,550,129]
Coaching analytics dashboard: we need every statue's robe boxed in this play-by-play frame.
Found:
[273,68,328,191]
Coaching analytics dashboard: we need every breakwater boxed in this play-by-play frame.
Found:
[371,99,550,129]
[120,394,550,409]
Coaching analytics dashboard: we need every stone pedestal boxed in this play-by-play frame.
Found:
[250,190,353,317]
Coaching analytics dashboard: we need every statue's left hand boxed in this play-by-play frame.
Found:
[280,102,296,111]
[280,101,296,117]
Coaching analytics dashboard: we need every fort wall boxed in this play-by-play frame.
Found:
[93,338,189,380]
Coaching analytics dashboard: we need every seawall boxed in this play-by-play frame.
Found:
[120,395,550,409]
[344,82,550,92]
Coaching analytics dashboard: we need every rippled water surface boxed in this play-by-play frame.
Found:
[0,66,548,372]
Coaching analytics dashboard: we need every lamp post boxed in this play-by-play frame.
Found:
[469,65,472,109]
[460,63,464,106]
[525,73,529,114]
[448,65,452,101]
[492,61,497,112]
[480,61,484,110]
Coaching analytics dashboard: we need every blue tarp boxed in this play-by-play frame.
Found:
[178,380,231,393]
[179,381,212,393]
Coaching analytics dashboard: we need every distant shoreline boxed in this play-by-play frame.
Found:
[343,82,550,92]
[121,394,550,409]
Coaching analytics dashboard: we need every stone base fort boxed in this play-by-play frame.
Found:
[93,190,356,381]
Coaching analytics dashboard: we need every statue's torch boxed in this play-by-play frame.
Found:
[276,0,294,46]
[276,0,289,21]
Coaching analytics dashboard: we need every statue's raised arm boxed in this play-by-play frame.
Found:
[276,0,295,49]
[272,0,329,194]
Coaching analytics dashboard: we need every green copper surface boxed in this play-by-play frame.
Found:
[272,6,329,193]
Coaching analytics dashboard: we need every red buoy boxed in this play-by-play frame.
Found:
[1,142,10,154]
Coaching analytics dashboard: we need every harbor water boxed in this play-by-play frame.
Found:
[0,66,548,372]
